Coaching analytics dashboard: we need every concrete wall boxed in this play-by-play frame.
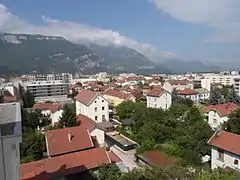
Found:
[207,111,228,129]
[91,129,105,146]
[147,92,172,110]
[1,135,21,180]
[211,146,240,170]
[51,109,63,126]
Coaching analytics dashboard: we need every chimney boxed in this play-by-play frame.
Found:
[68,132,73,143]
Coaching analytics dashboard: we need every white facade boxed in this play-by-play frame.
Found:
[211,146,240,170]
[51,109,63,126]
[204,111,228,129]
[90,128,105,146]
[147,92,172,110]
[179,94,200,103]
[26,73,72,83]
[0,102,22,180]
[234,78,240,97]
[22,80,69,102]
[76,94,109,123]
[204,74,240,86]
[163,81,194,93]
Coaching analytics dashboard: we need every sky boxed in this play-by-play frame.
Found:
[0,0,240,64]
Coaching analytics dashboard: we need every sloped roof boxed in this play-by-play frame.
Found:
[202,103,239,117]
[195,88,209,94]
[178,89,198,95]
[77,114,96,131]
[102,90,134,100]
[21,148,111,180]
[208,130,240,155]
[138,150,176,167]
[146,88,167,97]
[108,151,122,163]
[32,104,62,112]
[45,126,94,156]
[168,79,191,85]
[75,90,100,105]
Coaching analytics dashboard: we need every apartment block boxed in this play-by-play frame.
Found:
[0,102,22,180]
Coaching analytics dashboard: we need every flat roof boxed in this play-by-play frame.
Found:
[108,133,136,146]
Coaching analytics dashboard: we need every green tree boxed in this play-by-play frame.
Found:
[21,108,42,131]
[93,165,122,180]
[137,81,144,89]
[58,104,79,128]
[20,131,46,163]
[209,90,225,105]
[169,103,189,119]
[116,101,136,119]
[23,90,35,108]
[223,109,240,134]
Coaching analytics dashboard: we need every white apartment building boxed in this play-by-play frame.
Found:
[204,74,240,86]
[234,77,240,97]
[208,130,240,170]
[202,103,239,129]
[146,88,172,110]
[21,80,69,102]
[25,73,73,83]
[0,102,22,180]
[75,89,109,122]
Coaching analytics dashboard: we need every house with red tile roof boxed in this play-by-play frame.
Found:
[178,89,200,103]
[202,103,240,129]
[21,147,112,180]
[76,114,114,147]
[32,103,63,126]
[101,90,136,106]
[146,88,172,110]
[75,89,109,123]
[45,126,94,157]
[163,79,194,93]
[208,130,240,170]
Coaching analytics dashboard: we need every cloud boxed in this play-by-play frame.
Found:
[0,4,178,61]
[150,0,240,43]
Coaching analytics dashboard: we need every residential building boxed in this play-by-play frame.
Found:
[25,73,73,83]
[32,103,63,126]
[192,78,211,92]
[0,102,22,180]
[195,88,210,101]
[75,89,109,122]
[234,77,240,97]
[204,74,239,86]
[102,90,136,107]
[21,147,111,180]
[21,80,69,102]
[178,89,199,103]
[202,103,240,129]
[208,130,240,170]
[146,88,172,110]
[163,80,194,93]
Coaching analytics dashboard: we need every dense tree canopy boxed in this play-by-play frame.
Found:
[223,109,240,134]
[116,100,213,166]
[22,90,35,108]
[93,165,236,180]
[58,104,79,128]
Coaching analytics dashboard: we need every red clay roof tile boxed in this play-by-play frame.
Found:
[75,90,100,105]
[208,130,240,155]
[32,104,62,112]
[202,103,239,117]
[45,126,94,156]
[146,88,167,97]
[108,151,122,163]
[102,90,134,100]
[21,148,111,180]
[77,114,96,131]
[178,89,198,95]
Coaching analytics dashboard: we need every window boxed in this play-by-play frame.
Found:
[234,159,239,165]
[95,101,97,103]
[218,149,224,162]
[213,118,217,124]
[102,106,105,111]
[102,100,104,102]
[95,107,97,112]
[102,115,105,121]
[95,116,98,121]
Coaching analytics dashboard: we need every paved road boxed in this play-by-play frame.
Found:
[110,145,138,171]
